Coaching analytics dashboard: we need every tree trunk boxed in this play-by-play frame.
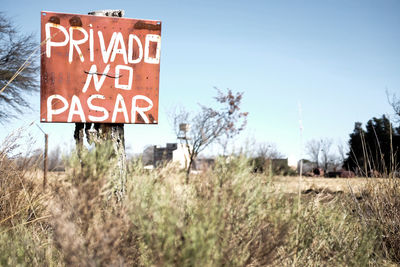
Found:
[74,10,127,201]
[91,10,126,201]
[186,152,196,184]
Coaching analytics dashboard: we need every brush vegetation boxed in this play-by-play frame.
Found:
[1,140,400,266]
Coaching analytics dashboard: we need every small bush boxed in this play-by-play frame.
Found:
[352,179,400,264]
[0,132,57,266]
[289,196,380,266]
[49,144,140,266]
[126,156,290,266]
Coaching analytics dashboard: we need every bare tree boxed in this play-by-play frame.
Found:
[305,139,321,168]
[257,142,283,159]
[387,90,400,122]
[251,142,284,174]
[48,146,65,171]
[142,145,155,166]
[320,138,333,172]
[173,88,248,182]
[306,138,342,173]
[337,142,348,165]
[0,14,38,121]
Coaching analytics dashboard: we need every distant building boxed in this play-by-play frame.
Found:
[268,158,289,172]
[287,155,298,170]
[251,157,291,175]
[297,159,353,178]
[297,159,316,175]
[142,143,190,169]
[194,157,215,171]
[173,143,191,169]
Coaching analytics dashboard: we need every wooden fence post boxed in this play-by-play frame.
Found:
[36,124,48,190]
[44,133,48,189]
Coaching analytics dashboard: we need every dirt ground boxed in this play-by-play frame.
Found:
[271,176,375,194]
[35,170,379,195]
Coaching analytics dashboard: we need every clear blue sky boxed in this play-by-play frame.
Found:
[2,0,400,162]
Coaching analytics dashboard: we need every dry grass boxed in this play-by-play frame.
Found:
[352,179,400,264]
[1,137,399,266]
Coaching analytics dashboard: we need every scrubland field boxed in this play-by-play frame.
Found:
[2,148,400,266]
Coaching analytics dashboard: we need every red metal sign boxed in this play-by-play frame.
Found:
[40,11,161,124]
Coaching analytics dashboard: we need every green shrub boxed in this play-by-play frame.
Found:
[0,227,59,266]
[290,196,381,266]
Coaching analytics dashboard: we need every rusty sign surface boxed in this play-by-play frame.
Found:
[40,11,161,124]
